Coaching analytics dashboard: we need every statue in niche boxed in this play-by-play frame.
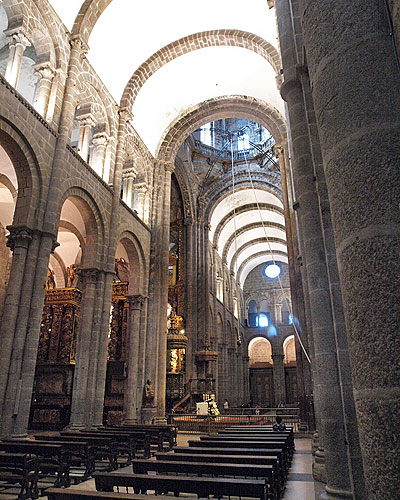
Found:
[46,268,56,290]
[143,379,155,406]
[66,264,79,288]
[114,257,130,282]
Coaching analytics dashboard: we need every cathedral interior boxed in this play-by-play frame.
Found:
[0,1,398,500]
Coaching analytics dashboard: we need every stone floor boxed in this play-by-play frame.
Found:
[34,434,316,499]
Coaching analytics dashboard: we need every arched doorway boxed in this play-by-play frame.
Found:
[248,336,274,407]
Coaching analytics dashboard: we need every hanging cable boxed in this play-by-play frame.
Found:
[230,133,242,346]
[241,148,311,364]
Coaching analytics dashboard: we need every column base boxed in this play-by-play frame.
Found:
[313,448,327,483]
[312,431,319,455]
[153,416,167,425]
[123,417,139,425]
[141,406,157,424]
[319,485,353,500]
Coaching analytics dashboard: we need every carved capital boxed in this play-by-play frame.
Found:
[118,107,133,123]
[77,113,95,128]
[127,294,146,310]
[6,30,31,49]
[69,35,89,56]
[133,182,148,194]
[92,132,109,147]
[122,167,137,180]
[6,226,32,251]
[33,62,56,81]
[77,267,100,283]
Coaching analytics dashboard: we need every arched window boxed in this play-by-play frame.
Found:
[258,313,269,327]
[282,298,292,324]
[237,132,249,150]
[200,122,212,146]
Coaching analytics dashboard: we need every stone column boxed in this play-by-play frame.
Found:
[0,227,32,427]
[2,231,57,437]
[77,114,95,163]
[272,354,286,406]
[68,268,100,429]
[275,0,356,497]
[124,294,145,424]
[33,63,55,118]
[133,182,148,219]
[91,133,109,178]
[4,31,30,88]
[184,217,197,385]
[156,162,174,419]
[298,1,400,498]
[122,167,137,208]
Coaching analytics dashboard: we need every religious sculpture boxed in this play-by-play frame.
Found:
[46,268,56,290]
[114,257,130,282]
[66,264,78,288]
[143,379,155,406]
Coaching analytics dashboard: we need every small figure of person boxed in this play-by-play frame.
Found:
[66,264,78,287]
[46,268,56,290]
[255,404,261,416]
[143,379,155,407]
[223,399,229,413]
[273,415,287,431]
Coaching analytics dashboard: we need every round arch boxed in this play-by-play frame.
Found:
[117,230,147,295]
[156,95,286,163]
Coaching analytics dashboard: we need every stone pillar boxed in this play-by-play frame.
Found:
[133,182,148,219]
[4,31,30,88]
[77,114,95,163]
[33,63,55,118]
[122,167,137,208]
[275,0,356,497]
[124,294,145,424]
[272,354,286,406]
[184,217,197,385]
[156,162,174,419]
[0,227,32,427]
[1,230,57,437]
[68,268,100,429]
[91,133,109,178]
[297,1,400,498]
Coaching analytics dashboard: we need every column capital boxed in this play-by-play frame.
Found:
[122,167,137,179]
[133,182,148,193]
[118,107,133,123]
[5,30,31,49]
[92,132,109,147]
[33,62,56,81]
[154,159,174,173]
[6,225,33,251]
[127,294,147,310]
[77,267,100,283]
[77,113,95,128]
[69,34,89,56]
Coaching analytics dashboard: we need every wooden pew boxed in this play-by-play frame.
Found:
[60,431,135,466]
[173,446,288,479]
[33,437,96,482]
[100,426,172,454]
[0,452,39,500]
[46,488,159,500]
[94,471,268,500]
[203,433,294,457]
[155,451,283,493]
[130,458,278,500]
[105,424,177,447]
[0,441,70,490]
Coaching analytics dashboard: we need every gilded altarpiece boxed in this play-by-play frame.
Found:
[103,282,129,425]
[29,288,81,429]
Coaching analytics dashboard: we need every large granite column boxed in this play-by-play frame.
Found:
[184,217,197,387]
[68,268,101,428]
[275,0,356,497]
[0,227,32,426]
[297,1,400,498]
[124,294,146,424]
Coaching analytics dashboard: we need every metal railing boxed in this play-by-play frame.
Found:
[168,409,301,433]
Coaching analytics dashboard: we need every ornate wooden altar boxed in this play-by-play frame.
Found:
[29,287,81,429]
